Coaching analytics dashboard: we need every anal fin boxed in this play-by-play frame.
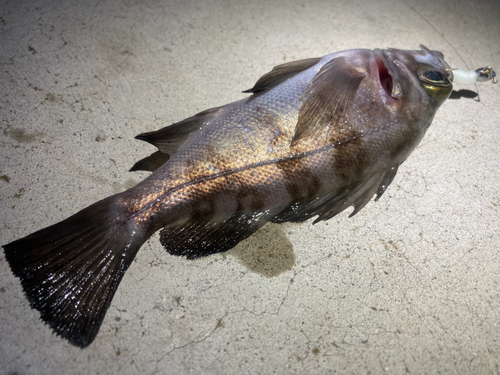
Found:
[160,209,276,260]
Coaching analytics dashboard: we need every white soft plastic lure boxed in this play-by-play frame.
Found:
[452,66,497,84]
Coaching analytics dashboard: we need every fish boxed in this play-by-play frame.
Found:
[3,45,455,348]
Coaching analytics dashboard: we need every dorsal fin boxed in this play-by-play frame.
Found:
[292,57,365,145]
[135,106,223,155]
[243,57,321,93]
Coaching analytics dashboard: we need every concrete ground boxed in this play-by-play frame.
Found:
[1,0,499,373]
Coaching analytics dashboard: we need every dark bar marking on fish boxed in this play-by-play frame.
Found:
[128,135,370,225]
[159,163,287,259]
[293,57,365,145]
[276,157,323,212]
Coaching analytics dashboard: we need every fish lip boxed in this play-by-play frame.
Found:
[373,49,400,105]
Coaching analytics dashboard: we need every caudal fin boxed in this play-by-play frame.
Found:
[3,195,151,348]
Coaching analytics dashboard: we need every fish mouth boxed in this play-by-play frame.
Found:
[373,49,399,105]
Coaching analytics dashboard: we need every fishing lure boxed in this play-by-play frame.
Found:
[452,66,497,84]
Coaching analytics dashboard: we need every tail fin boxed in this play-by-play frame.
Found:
[3,195,151,348]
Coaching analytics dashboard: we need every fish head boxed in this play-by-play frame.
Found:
[374,45,453,115]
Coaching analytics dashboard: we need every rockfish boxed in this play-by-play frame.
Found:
[3,45,456,347]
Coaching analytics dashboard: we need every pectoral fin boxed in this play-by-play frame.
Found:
[243,57,321,93]
[292,57,365,145]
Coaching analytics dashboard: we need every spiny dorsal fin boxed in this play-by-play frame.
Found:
[292,57,365,145]
[243,57,321,93]
[135,106,223,155]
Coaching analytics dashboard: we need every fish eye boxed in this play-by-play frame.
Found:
[420,71,446,83]
[418,70,453,106]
